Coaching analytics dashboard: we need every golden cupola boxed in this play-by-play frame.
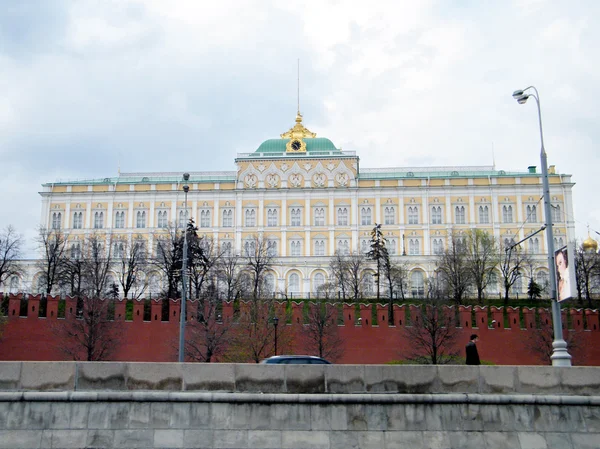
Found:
[582,235,598,253]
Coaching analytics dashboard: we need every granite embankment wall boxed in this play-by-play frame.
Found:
[2,293,600,365]
[0,362,599,449]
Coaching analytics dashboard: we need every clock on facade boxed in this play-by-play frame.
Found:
[291,140,302,151]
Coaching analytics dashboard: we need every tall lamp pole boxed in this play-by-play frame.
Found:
[273,316,279,355]
[178,173,190,362]
[512,86,571,367]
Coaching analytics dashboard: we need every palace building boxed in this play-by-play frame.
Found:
[20,111,575,297]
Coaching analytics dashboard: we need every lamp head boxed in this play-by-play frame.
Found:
[512,90,524,99]
[512,89,529,104]
[273,316,279,326]
[183,173,190,182]
[183,185,189,193]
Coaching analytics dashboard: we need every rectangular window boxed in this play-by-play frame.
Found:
[267,208,278,227]
[337,207,348,226]
[73,212,83,229]
[245,209,256,227]
[94,211,104,229]
[222,210,233,227]
[526,205,537,223]
[455,206,465,225]
[291,208,301,226]
[291,240,301,257]
[136,211,146,228]
[200,210,211,227]
[314,240,325,256]
[409,239,419,255]
[479,206,489,224]
[52,212,62,230]
[552,205,562,222]
[360,207,372,226]
[314,207,325,226]
[408,207,418,225]
[431,206,442,225]
[502,205,513,224]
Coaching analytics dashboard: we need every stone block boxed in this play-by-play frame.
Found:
[20,402,51,430]
[329,404,349,431]
[87,403,111,429]
[70,403,91,429]
[0,430,42,448]
[437,366,479,393]
[544,432,573,449]
[571,433,600,449]
[345,404,368,431]
[188,402,211,429]
[183,429,214,448]
[49,402,71,429]
[234,364,285,393]
[439,404,467,432]
[484,431,523,448]
[446,431,486,449]
[0,362,21,390]
[518,431,550,449]
[285,365,326,393]
[383,430,424,449]
[77,362,127,390]
[86,430,114,448]
[326,365,365,393]
[333,430,385,449]
[479,366,517,394]
[479,403,516,432]
[403,403,428,431]
[210,402,233,430]
[168,402,191,429]
[421,431,452,449]
[150,402,173,428]
[127,362,183,391]
[213,429,248,448]
[183,363,235,391]
[46,429,88,448]
[281,430,329,449]
[232,403,272,430]
[560,367,600,395]
[269,403,311,431]
[532,405,586,433]
[128,403,151,428]
[309,404,331,431]
[365,403,388,431]
[248,430,282,448]
[517,366,560,393]
[113,429,154,448]
[373,365,437,394]
[154,429,184,448]
[20,362,75,391]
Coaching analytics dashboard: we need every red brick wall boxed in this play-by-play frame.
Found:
[1,294,599,365]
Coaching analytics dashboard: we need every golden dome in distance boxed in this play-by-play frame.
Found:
[582,236,598,252]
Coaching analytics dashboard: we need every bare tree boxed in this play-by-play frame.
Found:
[189,235,221,300]
[465,229,498,303]
[346,252,367,301]
[301,293,345,361]
[57,297,120,361]
[436,233,472,304]
[575,243,600,307]
[328,251,350,301]
[152,224,184,299]
[499,240,529,305]
[185,296,231,362]
[401,293,459,365]
[244,234,275,301]
[381,257,410,323]
[216,253,244,301]
[113,237,147,300]
[81,233,114,298]
[36,227,69,297]
[527,320,580,365]
[0,225,23,290]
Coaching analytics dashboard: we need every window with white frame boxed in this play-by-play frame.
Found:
[178,209,189,228]
[264,273,276,294]
[9,276,19,293]
[70,243,82,260]
[245,209,256,227]
[72,212,83,229]
[157,211,168,228]
[432,238,444,255]
[134,240,147,258]
[221,241,232,256]
[552,204,562,222]
[94,211,104,229]
[267,240,278,256]
[455,206,465,225]
[288,273,300,293]
[314,207,325,226]
[267,208,278,227]
[384,206,395,225]
[222,209,233,227]
[136,211,146,228]
[529,237,540,254]
[200,210,211,228]
[536,271,548,289]
[360,207,372,226]
[526,205,537,223]
[479,205,489,224]
[113,242,124,258]
[554,236,564,248]
[115,211,125,229]
[244,239,256,256]
[410,271,425,297]
[337,239,350,255]
[290,208,301,226]
[314,272,325,294]
[409,239,419,255]
[362,273,374,295]
[431,206,442,225]
[314,239,325,256]
[361,239,369,253]
[408,206,419,225]
[337,207,348,226]
[387,238,397,255]
[502,205,513,223]
[290,240,302,257]
[52,212,62,229]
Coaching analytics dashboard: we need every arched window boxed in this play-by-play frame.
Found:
[410,271,424,297]
[479,205,489,224]
[267,240,278,256]
[431,206,442,225]
[9,276,19,293]
[73,212,83,229]
[361,239,369,253]
[388,238,397,255]
[455,206,465,224]
[52,212,62,229]
[314,207,325,226]
[115,211,125,228]
[360,207,372,226]
[408,206,419,224]
[337,207,348,226]
[291,208,301,226]
[314,272,325,294]
[137,211,146,228]
[432,239,443,255]
[264,273,276,294]
[222,209,233,227]
[178,210,188,228]
[94,211,104,229]
[409,239,419,255]
[245,209,256,227]
[384,206,395,225]
[502,205,513,223]
[314,239,325,256]
[527,205,537,223]
[337,239,349,255]
[291,240,301,257]
[363,273,374,295]
[200,210,211,228]
[289,273,300,293]
[267,208,278,227]
[529,237,540,254]
[552,204,562,222]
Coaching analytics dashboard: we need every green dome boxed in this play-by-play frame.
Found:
[255,138,340,154]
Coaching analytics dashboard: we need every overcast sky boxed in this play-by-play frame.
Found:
[1,0,598,256]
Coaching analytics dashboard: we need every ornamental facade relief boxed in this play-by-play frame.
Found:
[289,173,304,188]
[266,173,280,188]
[244,174,258,189]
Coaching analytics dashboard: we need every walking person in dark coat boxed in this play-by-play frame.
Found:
[465,334,481,365]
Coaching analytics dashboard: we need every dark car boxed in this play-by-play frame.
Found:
[260,355,331,365]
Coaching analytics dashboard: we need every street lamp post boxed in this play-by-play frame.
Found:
[273,316,279,355]
[178,173,190,363]
[512,86,571,367]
